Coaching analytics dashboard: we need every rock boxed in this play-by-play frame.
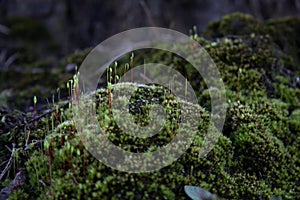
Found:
[0,170,25,200]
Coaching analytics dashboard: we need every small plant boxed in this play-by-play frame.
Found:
[130,52,134,82]
[33,96,37,119]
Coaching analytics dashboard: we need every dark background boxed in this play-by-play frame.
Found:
[0,0,299,111]
[1,0,299,54]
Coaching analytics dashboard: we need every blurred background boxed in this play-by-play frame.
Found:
[1,0,300,53]
[0,0,299,111]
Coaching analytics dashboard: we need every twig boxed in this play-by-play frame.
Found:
[139,0,157,27]
[5,145,12,152]
[0,143,15,182]
[39,179,47,188]
[70,173,79,185]
[14,101,70,130]
[4,53,19,69]
[25,130,31,148]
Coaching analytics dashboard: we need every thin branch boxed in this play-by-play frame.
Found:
[4,53,19,69]
[39,179,47,188]
[14,101,70,130]
[139,0,157,27]
[0,143,15,182]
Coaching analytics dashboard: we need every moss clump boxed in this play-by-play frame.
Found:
[202,13,264,37]
[289,109,300,132]
[266,17,300,70]
[203,12,300,73]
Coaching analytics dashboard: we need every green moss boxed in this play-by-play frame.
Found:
[202,13,264,38]
[266,17,300,70]
[2,13,300,200]
[203,13,300,74]
[8,83,298,199]
[289,109,300,133]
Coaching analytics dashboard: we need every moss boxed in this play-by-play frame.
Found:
[203,13,300,74]
[289,109,300,133]
[266,17,300,70]
[7,83,298,199]
[232,127,286,176]
[202,13,265,38]
[0,69,63,110]
[1,13,299,199]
